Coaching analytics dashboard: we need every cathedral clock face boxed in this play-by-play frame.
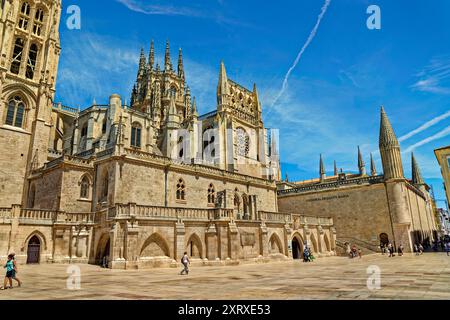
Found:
[236,127,250,156]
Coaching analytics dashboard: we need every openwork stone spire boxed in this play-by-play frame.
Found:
[149,40,155,69]
[165,40,172,71]
[178,48,185,79]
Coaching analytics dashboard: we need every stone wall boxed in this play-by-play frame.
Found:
[278,183,393,247]
[0,126,31,207]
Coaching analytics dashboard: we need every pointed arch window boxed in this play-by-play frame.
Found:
[10,38,24,75]
[207,184,215,205]
[32,8,45,36]
[176,178,186,201]
[80,176,90,199]
[26,44,38,79]
[131,123,142,148]
[5,96,26,128]
[236,127,250,157]
[18,2,30,30]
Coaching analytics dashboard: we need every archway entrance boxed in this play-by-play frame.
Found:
[26,235,41,264]
[292,238,301,259]
[96,234,111,267]
[379,233,389,246]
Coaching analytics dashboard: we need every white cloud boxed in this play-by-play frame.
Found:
[399,110,450,142]
[403,126,450,154]
[56,33,138,108]
[116,0,202,17]
[411,55,450,94]
[269,0,332,112]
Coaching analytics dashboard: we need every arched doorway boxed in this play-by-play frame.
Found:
[379,233,389,247]
[95,234,111,266]
[27,235,41,264]
[186,234,203,259]
[292,233,304,259]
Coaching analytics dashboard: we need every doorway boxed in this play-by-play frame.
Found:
[26,235,41,264]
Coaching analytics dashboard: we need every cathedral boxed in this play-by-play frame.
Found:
[0,0,336,268]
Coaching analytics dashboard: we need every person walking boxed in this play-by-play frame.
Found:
[388,243,395,257]
[1,254,21,290]
[398,244,404,256]
[414,243,419,255]
[358,249,362,259]
[418,243,424,255]
[180,252,190,275]
[446,242,450,256]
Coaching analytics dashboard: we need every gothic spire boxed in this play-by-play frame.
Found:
[320,154,325,182]
[411,153,425,185]
[185,86,191,118]
[148,40,155,69]
[253,83,262,113]
[178,48,185,79]
[217,61,228,102]
[192,97,198,117]
[379,106,399,148]
[358,146,366,175]
[165,40,172,71]
[334,160,338,176]
[370,153,377,176]
[379,106,404,180]
[138,47,146,78]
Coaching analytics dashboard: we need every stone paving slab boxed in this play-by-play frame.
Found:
[0,253,448,300]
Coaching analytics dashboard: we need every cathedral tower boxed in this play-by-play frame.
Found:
[379,107,404,180]
[0,0,62,207]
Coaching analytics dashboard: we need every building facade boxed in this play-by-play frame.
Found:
[0,0,336,268]
[434,145,450,207]
[278,108,439,253]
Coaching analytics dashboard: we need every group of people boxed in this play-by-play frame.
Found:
[345,243,362,259]
[381,240,450,256]
[1,253,22,290]
[380,242,404,257]
[302,246,316,262]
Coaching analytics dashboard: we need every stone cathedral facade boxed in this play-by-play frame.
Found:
[0,0,336,268]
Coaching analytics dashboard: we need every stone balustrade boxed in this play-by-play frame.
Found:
[0,208,12,219]
[258,211,292,223]
[18,208,95,225]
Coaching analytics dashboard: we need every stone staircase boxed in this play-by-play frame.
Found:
[335,237,380,256]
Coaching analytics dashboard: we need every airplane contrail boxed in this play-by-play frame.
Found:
[403,126,450,154]
[269,0,332,110]
[399,110,450,142]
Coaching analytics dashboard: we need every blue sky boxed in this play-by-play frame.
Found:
[55,0,450,207]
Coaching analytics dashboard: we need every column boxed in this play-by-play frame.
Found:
[228,221,239,260]
[205,223,218,260]
[175,221,185,261]
[284,223,292,258]
[259,221,268,257]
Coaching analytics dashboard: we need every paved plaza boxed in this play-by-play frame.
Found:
[0,253,449,300]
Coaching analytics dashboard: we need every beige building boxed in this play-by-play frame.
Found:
[434,145,450,206]
[278,108,439,253]
[0,0,336,268]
